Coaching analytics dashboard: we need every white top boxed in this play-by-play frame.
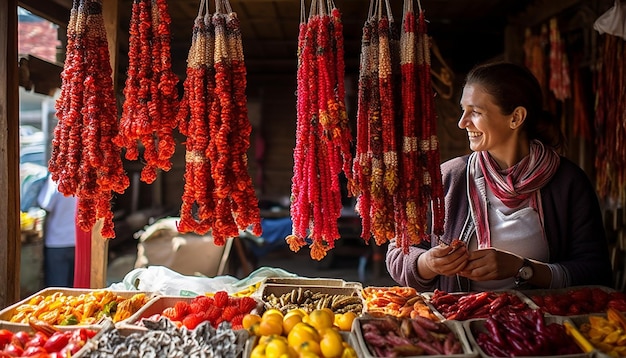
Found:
[37,175,77,248]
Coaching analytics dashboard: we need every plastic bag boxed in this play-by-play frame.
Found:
[594,0,626,40]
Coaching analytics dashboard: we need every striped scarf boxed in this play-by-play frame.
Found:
[467,140,560,248]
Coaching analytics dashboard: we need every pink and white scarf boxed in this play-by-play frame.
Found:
[467,140,560,248]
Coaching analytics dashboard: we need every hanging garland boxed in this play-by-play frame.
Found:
[115,0,179,184]
[548,17,571,101]
[594,34,626,208]
[287,0,354,260]
[50,0,129,239]
[353,0,444,252]
[176,0,262,245]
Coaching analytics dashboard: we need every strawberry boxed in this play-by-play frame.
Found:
[192,296,213,312]
[182,312,205,330]
[238,297,257,314]
[231,313,244,329]
[221,305,238,322]
[162,307,180,321]
[214,291,229,308]
[204,305,222,322]
[174,301,190,318]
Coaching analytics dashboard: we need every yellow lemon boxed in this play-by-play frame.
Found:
[244,314,263,330]
[266,337,290,358]
[340,344,357,358]
[334,312,357,331]
[319,328,344,358]
[288,322,320,348]
[263,309,285,322]
[259,318,284,336]
[308,309,334,331]
[283,312,303,335]
[298,351,320,358]
[298,340,321,355]
[250,342,267,358]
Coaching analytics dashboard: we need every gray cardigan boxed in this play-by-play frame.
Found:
[386,155,614,292]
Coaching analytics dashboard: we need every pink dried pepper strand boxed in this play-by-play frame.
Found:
[115,0,179,184]
[416,9,445,238]
[287,0,352,260]
[51,0,129,238]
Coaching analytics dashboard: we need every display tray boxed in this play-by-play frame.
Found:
[422,289,539,321]
[0,287,156,329]
[361,286,440,321]
[74,318,249,358]
[258,283,364,315]
[243,329,358,358]
[353,315,477,358]
[119,294,264,327]
[568,313,623,358]
[263,276,362,289]
[521,285,624,318]
[463,315,593,358]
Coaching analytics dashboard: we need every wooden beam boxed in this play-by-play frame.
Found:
[0,0,21,307]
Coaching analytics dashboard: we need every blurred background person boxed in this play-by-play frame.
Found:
[37,175,77,287]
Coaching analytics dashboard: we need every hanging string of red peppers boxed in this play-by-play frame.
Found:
[287,0,354,260]
[353,0,444,252]
[114,0,179,184]
[51,0,129,239]
[176,0,262,245]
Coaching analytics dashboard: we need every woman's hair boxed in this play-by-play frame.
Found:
[465,61,565,151]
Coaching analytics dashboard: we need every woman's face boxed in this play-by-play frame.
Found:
[458,84,517,157]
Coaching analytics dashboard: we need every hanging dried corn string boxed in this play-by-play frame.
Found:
[287,0,353,260]
[548,17,571,101]
[115,0,179,184]
[176,0,261,244]
[594,34,626,208]
[50,0,129,238]
[353,0,444,251]
[414,2,445,239]
[353,0,398,245]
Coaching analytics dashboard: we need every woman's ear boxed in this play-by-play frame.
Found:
[509,106,527,130]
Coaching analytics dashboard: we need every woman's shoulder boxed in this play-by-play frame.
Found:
[441,154,470,173]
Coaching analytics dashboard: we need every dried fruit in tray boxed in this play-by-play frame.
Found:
[428,289,532,320]
[138,292,261,330]
[470,309,583,356]
[356,315,467,356]
[262,286,363,316]
[528,286,626,315]
[7,290,150,326]
[575,308,626,356]
[362,286,438,321]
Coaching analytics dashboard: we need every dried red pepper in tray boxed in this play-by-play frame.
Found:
[428,289,532,320]
[51,0,129,238]
[175,0,261,244]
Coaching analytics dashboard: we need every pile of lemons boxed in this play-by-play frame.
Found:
[244,308,358,358]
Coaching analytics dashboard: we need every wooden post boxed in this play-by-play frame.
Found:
[85,0,119,289]
[0,0,20,307]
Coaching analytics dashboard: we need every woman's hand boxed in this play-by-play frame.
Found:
[458,248,521,281]
[419,242,469,279]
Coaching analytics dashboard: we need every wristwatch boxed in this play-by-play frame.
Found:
[514,258,534,286]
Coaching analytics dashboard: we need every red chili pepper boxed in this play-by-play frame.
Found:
[43,331,71,353]
[484,318,508,348]
[0,329,11,347]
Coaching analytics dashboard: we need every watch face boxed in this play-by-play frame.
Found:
[520,266,533,280]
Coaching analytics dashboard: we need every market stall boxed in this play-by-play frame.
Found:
[3,0,626,356]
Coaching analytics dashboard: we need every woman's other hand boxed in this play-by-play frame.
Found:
[458,248,520,281]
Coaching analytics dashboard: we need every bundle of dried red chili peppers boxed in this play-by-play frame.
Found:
[287,0,354,260]
[353,0,444,251]
[51,0,129,238]
[594,33,626,209]
[176,0,262,245]
[548,17,571,101]
[115,0,179,184]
